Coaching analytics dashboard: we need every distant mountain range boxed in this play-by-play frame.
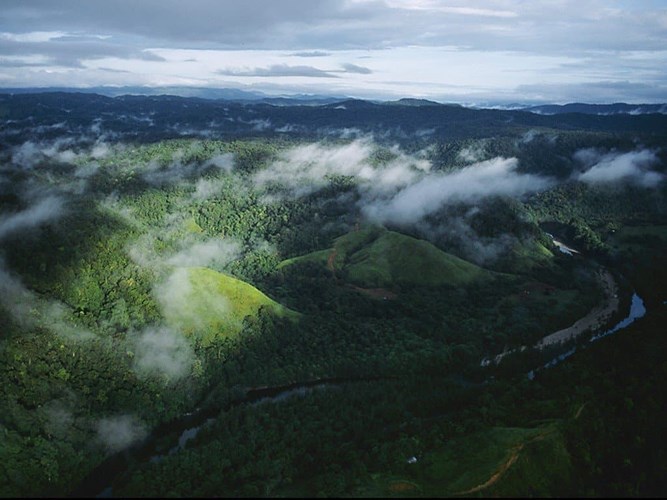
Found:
[0,86,346,106]
[525,102,667,115]
[0,86,665,115]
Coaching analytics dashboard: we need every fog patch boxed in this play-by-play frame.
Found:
[0,196,64,240]
[275,124,302,133]
[96,415,147,454]
[193,178,222,200]
[166,239,241,269]
[0,262,37,328]
[363,157,553,226]
[0,260,95,339]
[42,400,74,439]
[12,139,81,168]
[205,153,234,172]
[518,129,557,144]
[141,152,236,187]
[417,216,518,266]
[128,219,242,273]
[153,267,231,332]
[90,142,112,159]
[575,148,664,187]
[254,139,431,198]
[74,162,101,179]
[132,325,194,381]
[458,145,486,163]
[317,127,364,139]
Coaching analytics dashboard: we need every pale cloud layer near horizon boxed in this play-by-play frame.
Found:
[0,0,666,104]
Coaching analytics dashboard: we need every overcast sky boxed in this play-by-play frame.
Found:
[1,0,666,103]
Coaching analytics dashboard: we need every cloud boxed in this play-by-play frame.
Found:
[153,267,231,332]
[0,2,666,102]
[0,261,37,328]
[217,64,338,78]
[575,149,664,187]
[96,415,147,453]
[0,33,166,68]
[205,153,234,171]
[253,139,430,197]
[0,259,94,339]
[416,214,518,265]
[132,326,194,381]
[140,150,234,186]
[12,139,80,168]
[291,50,331,57]
[166,239,241,268]
[339,63,372,74]
[193,178,222,200]
[362,157,553,225]
[0,196,64,240]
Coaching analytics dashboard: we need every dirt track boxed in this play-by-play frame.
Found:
[454,429,556,496]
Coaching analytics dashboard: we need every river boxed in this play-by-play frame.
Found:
[72,379,358,498]
[528,292,646,379]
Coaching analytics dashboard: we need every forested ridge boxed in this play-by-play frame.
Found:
[0,93,665,497]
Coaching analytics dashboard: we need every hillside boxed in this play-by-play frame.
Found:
[281,226,494,289]
[162,267,297,343]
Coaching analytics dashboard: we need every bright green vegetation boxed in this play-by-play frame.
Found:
[163,266,297,343]
[276,249,330,270]
[342,227,492,288]
[1,94,666,498]
[282,226,493,289]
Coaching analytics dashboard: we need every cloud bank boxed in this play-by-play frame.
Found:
[575,148,664,187]
[254,139,430,197]
[256,140,553,227]
[363,157,553,225]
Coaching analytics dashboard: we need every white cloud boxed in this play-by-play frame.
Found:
[254,139,430,197]
[0,258,93,339]
[363,157,553,225]
[132,326,194,381]
[0,196,64,240]
[0,1,666,102]
[575,149,664,187]
[166,239,241,268]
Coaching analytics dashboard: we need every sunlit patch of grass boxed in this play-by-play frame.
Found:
[278,226,493,288]
[162,267,297,344]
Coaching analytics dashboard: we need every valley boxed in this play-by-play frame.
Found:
[0,93,665,497]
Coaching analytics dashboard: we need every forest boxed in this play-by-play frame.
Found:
[0,92,666,497]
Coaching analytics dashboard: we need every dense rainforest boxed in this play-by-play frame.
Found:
[0,92,666,497]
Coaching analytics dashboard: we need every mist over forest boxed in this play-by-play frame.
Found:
[0,92,666,497]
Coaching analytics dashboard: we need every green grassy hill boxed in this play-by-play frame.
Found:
[281,226,493,289]
[162,266,297,343]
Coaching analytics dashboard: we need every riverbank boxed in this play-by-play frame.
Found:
[482,267,620,367]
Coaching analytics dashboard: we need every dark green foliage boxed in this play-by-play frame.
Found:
[0,94,666,497]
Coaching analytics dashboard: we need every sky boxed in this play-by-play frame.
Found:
[0,0,666,104]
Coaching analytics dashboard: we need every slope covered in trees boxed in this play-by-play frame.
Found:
[0,93,665,497]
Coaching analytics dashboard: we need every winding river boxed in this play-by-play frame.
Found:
[483,234,648,377]
[76,234,650,498]
[72,379,362,498]
[528,292,646,379]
